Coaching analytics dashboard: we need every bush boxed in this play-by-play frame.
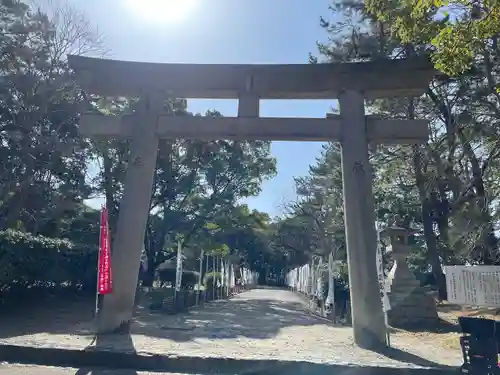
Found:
[0,229,97,295]
[0,229,211,306]
[147,287,175,304]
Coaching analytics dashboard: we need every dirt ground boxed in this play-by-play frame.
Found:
[0,289,465,368]
[392,302,500,351]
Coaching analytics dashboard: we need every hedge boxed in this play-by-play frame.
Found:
[0,229,209,304]
[0,229,97,294]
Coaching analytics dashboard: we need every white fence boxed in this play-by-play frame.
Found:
[444,266,500,307]
[241,267,259,286]
[218,265,259,289]
[286,255,346,307]
[289,264,500,309]
[286,243,390,311]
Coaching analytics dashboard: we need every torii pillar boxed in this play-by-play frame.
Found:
[100,94,163,331]
[68,55,435,349]
[338,90,386,349]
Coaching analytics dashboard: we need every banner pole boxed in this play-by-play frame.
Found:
[216,256,220,300]
[196,250,204,305]
[175,239,182,301]
[212,255,215,301]
[226,260,229,297]
[95,205,104,320]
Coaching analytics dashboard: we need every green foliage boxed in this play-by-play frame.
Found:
[302,0,500,300]
[365,0,500,76]
[106,104,277,280]
[0,229,97,293]
[277,0,500,297]
[5,0,500,299]
[272,143,347,272]
[147,287,175,305]
[0,0,277,297]
[335,262,349,284]
[0,0,97,233]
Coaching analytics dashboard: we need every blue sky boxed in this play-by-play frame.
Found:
[70,0,337,217]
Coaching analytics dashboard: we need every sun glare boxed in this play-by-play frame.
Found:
[125,0,197,24]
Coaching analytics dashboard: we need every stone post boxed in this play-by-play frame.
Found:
[380,226,438,328]
[339,90,387,350]
[98,94,162,332]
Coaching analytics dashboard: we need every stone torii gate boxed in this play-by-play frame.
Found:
[69,55,434,350]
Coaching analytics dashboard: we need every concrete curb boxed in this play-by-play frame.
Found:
[0,344,459,374]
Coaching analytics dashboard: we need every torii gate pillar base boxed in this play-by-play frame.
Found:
[339,90,387,350]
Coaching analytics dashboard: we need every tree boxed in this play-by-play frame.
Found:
[0,0,102,235]
[306,0,500,301]
[366,0,500,76]
[272,144,347,281]
[88,102,277,287]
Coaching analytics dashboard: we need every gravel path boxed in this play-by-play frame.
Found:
[0,288,461,368]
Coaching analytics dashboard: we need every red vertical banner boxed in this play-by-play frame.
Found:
[98,206,113,295]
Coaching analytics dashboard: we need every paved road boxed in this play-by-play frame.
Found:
[0,288,461,371]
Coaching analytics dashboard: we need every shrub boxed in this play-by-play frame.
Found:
[147,287,175,304]
[0,229,97,295]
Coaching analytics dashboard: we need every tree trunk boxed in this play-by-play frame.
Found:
[406,92,448,300]
[412,146,447,300]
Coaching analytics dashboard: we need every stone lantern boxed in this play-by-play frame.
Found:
[380,225,438,328]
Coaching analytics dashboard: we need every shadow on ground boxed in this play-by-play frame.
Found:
[0,294,94,339]
[131,298,329,341]
[0,344,458,375]
[0,289,460,371]
[374,346,453,369]
[0,294,332,342]
[393,318,459,334]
